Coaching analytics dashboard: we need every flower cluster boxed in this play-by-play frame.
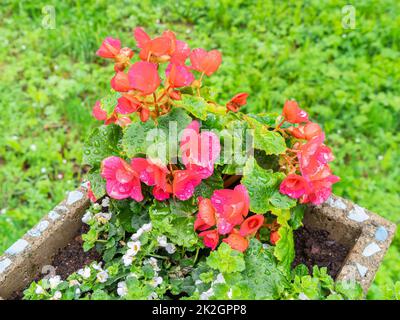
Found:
[100,120,220,202]
[279,100,339,205]
[93,28,223,125]
[194,184,264,252]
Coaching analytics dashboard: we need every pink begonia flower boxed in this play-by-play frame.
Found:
[165,63,194,88]
[194,197,217,231]
[282,100,309,124]
[190,48,222,76]
[180,120,221,179]
[101,156,143,201]
[131,158,171,201]
[92,101,107,121]
[211,184,250,235]
[116,95,141,114]
[198,229,219,250]
[172,170,202,201]
[96,37,121,59]
[111,72,132,92]
[279,174,309,199]
[128,61,161,95]
[223,233,249,252]
[170,40,190,65]
[239,214,264,237]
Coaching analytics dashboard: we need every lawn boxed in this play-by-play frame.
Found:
[0,0,399,299]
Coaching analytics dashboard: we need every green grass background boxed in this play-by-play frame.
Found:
[0,0,399,299]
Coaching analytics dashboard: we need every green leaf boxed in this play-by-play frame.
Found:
[207,243,246,274]
[289,205,305,230]
[274,225,295,272]
[86,171,106,199]
[176,94,208,120]
[82,124,123,168]
[100,91,121,116]
[245,116,286,155]
[194,170,224,199]
[122,120,156,158]
[242,157,290,213]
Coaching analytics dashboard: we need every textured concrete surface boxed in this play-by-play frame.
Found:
[0,187,90,299]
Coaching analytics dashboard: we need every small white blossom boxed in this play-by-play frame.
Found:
[117,281,128,297]
[78,267,91,279]
[130,228,144,240]
[148,292,158,300]
[92,262,103,271]
[195,280,203,285]
[41,167,47,173]
[157,235,168,247]
[30,144,37,151]
[95,212,112,224]
[52,291,62,300]
[127,241,141,256]
[69,279,80,287]
[93,203,101,211]
[227,288,233,299]
[150,276,163,288]
[101,197,110,207]
[141,222,152,232]
[214,273,225,285]
[144,257,160,272]
[0,208,6,215]
[35,285,45,295]
[200,288,214,300]
[82,211,93,224]
[97,270,109,283]
[377,155,384,161]
[75,288,81,296]
[165,243,176,254]
[298,292,310,300]
[122,254,133,267]
[49,275,62,289]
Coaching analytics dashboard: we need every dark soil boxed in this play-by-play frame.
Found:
[292,226,350,278]
[11,225,101,299]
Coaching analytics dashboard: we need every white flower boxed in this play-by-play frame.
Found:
[75,288,81,296]
[35,285,45,295]
[127,273,139,279]
[93,203,101,211]
[49,275,62,289]
[195,280,203,285]
[117,281,128,297]
[144,257,160,272]
[77,267,91,279]
[200,288,214,300]
[150,276,163,288]
[122,254,133,267]
[141,222,152,232]
[92,262,103,271]
[97,270,109,283]
[101,197,110,207]
[227,288,233,299]
[127,241,141,256]
[82,211,93,224]
[130,228,144,240]
[69,279,80,287]
[41,167,47,173]
[0,208,6,215]
[30,144,37,151]
[157,235,168,247]
[165,243,176,254]
[95,212,112,224]
[52,291,62,300]
[147,292,158,300]
[213,273,225,285]
[298,292,310,300]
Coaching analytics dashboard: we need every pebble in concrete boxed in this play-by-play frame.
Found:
[0,258,12,274]
[66,191,84,206]
[375,226,388,242]
[48,210,61,221]
[327,197,347,210]
[348,205,369,222]
[5,239,29,255]
[356,263,368,277]
[27,220,50,237]
[362,242,381,257]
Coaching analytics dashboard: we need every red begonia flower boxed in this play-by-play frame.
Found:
[116,95,141,114]
[170,40,190,65]
[96,37,121,59]
[131,158,170,201]
[111,72,132,92]
[226,93,248,113]
[166,63,195,88]
[287,122,322,140]
[282,100,309,123]
[180,120,221,179]
[270,230,280,245]
[139,107,150,122]
[199,229,219,250]
[279,174,309,199]
[172,170,202,201]
[134,27,174,61]
[190,48,222,76]
[92,100,107,121]
[239,214,264,237]
[223,233,249,252]
[211,184,250,235]
[128,61,161,95]
[85,181,97,203]
[101,156,143,201]
[194,197,216,231]
[114,47,134,72]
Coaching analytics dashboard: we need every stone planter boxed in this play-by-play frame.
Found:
[0,190,396,299]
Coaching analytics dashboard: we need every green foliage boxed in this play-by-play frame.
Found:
[207,243,246,274]
[176,94,209,120]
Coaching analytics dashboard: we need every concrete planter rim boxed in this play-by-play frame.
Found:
[0,188,396,299]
